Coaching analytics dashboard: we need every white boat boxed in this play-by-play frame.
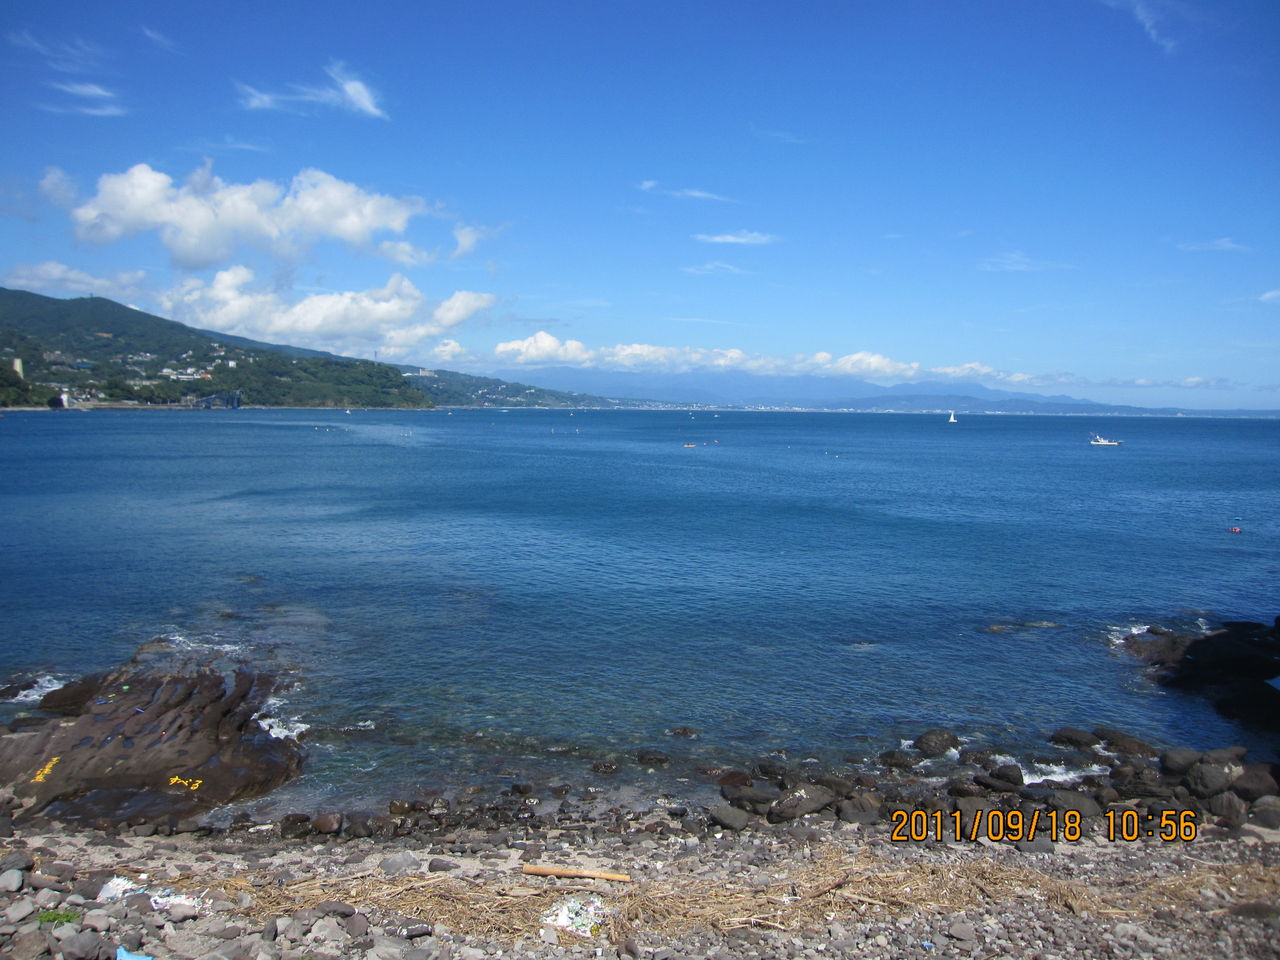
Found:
[948,411,957,423]
[1089,433,1123,446]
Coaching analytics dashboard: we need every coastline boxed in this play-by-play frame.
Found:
[2,624,1279,958]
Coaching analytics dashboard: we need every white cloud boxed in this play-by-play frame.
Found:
[979,250,1071,272]
[40,166,77,207]
[1260,290,1280,303]
[432,339,471,363]
[4,260,145,298]
[141,26,177,52]
[71,161,425,268]
[237,60,387,119]
[49,81,114,98]
[681,261,744,275]
[637,180,734,202]
[694,230,776,245]
[160,266,493,359]
[1098,1,1177,55]
[6,30,105,72]
[495,331,596,365]
[1176,237,1249,252]
[379,240,436,266]
[452,224,486,258]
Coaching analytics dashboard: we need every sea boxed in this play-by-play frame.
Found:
[1,408,1277,817]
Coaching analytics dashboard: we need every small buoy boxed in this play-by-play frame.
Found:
[1229,527,1242,534]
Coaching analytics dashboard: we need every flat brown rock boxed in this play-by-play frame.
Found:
[0,640,302,822]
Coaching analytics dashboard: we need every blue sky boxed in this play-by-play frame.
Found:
[2,0,1277,408]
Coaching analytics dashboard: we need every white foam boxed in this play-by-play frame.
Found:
[8,674,68,703]
[990,753,1109,784]
[254,696,310,740]
[1104,623,1149,647]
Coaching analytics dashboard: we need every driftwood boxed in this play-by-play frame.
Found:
[521,864,633,883]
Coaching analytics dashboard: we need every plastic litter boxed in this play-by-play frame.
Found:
[117,949,153,960]
[541,896,608,938]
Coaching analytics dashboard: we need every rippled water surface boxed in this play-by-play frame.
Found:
[2,408,1277,810]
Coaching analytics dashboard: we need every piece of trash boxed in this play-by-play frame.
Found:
[541,896,608,938]
[117,949,153,960]
[98,877,142,901]
[922,941,935,949]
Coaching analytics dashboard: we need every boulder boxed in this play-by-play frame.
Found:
[709,805,750,832]
[1231,765,1279,802]
[1048,790,1102,818]
[1207,791,1249,829]
[767,784,837,822]
[1049,727,1100,749]
[994,764,1025,786]
[1250,796,1280,829]
[1185,761,1236,798]
[1160,749,1202,775]
[0,638,303,822]
[312,813,342,835]
[636,749,669,765]
[879,750,919,770]
[913,729,960,757]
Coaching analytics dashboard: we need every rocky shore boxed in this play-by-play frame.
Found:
[2,626,1278,959]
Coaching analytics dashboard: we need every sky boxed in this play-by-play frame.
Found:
[2,0,1277,409]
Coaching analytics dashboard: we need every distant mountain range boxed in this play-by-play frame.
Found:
[1,287,1274,416]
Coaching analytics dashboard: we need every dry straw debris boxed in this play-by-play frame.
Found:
[203,844,1278,943]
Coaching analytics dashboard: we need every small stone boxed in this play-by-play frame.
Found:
[378,851,422,875]
[0,868,24,892]
[58,930,102,960]
[312,813,343,834]
[167,902,198,922]
[5,899,36,924]
[315,900,357,916]
[308,916,349,942]
[9,929,51,960]
[80,909,112,932]
[948,921,978,941]
[427,857,459,872]
[539,926,560,945]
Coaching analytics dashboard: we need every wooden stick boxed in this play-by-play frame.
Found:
[521,864,632,883]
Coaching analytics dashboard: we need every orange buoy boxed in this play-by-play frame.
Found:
[1229,527,1242,534]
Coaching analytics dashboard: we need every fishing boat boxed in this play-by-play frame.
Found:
[1089,433,1123,446]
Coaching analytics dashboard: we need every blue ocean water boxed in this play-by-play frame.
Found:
[1,408,1277,812]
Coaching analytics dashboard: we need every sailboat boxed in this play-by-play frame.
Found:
[948,411,958,423]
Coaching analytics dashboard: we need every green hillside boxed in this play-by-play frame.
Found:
[0,287,429,408]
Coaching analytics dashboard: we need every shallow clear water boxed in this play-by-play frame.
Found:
[2,408,1276,812]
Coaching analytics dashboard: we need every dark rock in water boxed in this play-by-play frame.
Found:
[767,783,836,822]
[1232,765,1279,801]
[716,770,753,788]
[668,726,699,739]
[591,760,619,775]
[0,678,38,700]
[1093,727,1156,757]
[974,774,1021,794]
[912,729,960,757]
[1160,748,1203,775]
[879,749,919,769]
[959,748,995,768]
[636,749,669,765]
[1049,727,1100,749]
[994,764,1025,786]
[1120,620,1280,731]
[0,638,303,823]
[754,760,788,781]
[1205,746,1248,765]
[809,773,853,797]
[710,805,750,832]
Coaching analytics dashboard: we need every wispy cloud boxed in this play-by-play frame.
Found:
[749,123,807,144]
[1098,0,1178,54]
[681,261,745,275]
[140,26,178,52]
[42,80,126,116]
[1260,290,1280,304]
[694,230,777,245]
[1176,237,1249,252]
[638,180,735,202]
[237,61,388,119]
[4,260,145,299]
[7,30,106,72]
[979,250,1072,272]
